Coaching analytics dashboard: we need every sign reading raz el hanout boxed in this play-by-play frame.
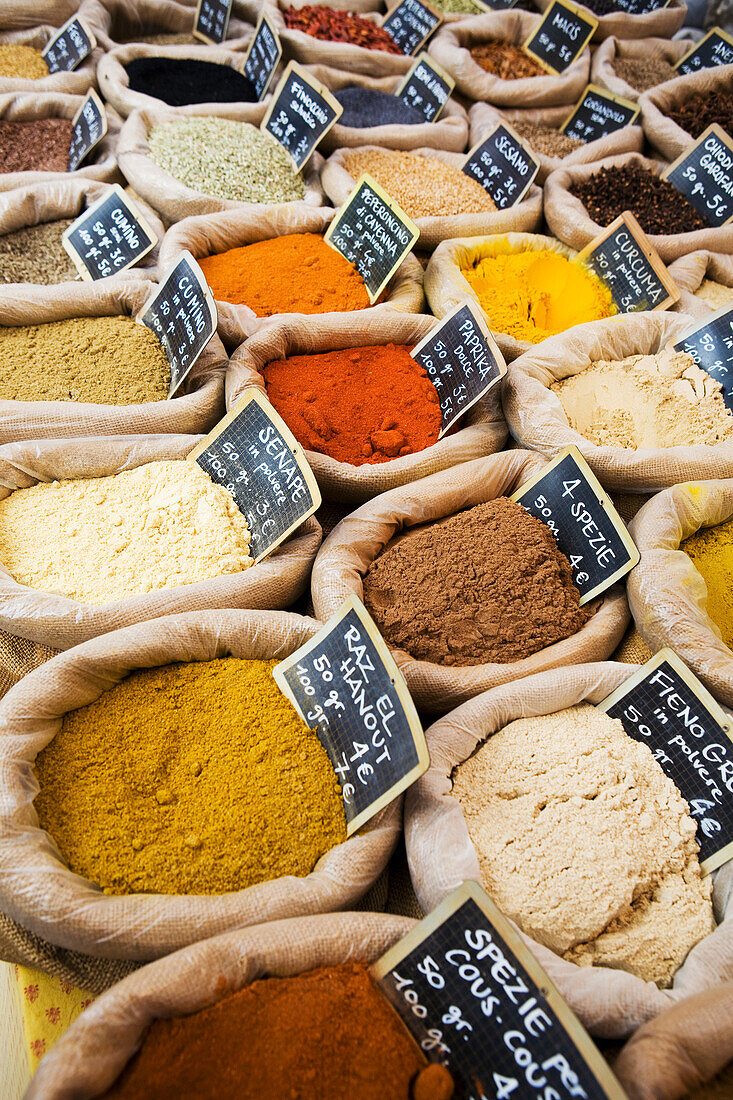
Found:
[576,211,680,313]
[663,124,733,229]
[462,123,539,209]
[523,0,597,75]
[262,61,342,170]
[193,0,232,44]
[62,184,157,283]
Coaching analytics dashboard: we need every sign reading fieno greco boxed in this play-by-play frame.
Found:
[397,53,454,122]
[576,212,680,313]
[325,174,419,303]
[137,251,216,398]
[676,26,733,74]
[599,649,733,873]
[62,184,157,282]
[511,446,639,604]
[67,89,108,172]
[411,302,506,435]
[382,0,443,56]
[522,0,597,75]
[373,881,628,1100]
[672,305,733,413]
[42,15,95,73]
[262,61,342,170]
[562,84,640,145]
[462,124,539,209]
[663,124,733,229]
[274,594,429,833]
[242,13,282,101]
[189,389,321,563]
[193,0,232,44]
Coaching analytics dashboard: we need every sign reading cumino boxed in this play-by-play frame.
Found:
[242,13,282,100]
[576,212,680,313]
[671,305,733,412]
[42,15,95,73]
[62,184,157,282]
[663,124,733,229]
[397,53,454,122]
[262,61,342,169]
[522,0,597,75]
[381,0,443,56]
[462,123,539,208]
[676,27,733,74]
[67,89,108,171]
[193,0,233,44]
[562,84,640,144]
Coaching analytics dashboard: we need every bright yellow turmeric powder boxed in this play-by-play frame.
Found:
[460,245,616,344]
[34,658,347,896]
[682,519,733,651]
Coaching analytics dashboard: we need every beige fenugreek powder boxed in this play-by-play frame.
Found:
[452,704,714,987]
[0,460,253,605]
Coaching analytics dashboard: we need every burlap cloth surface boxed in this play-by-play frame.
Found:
[80,0,264,50]
[590,35,689,103]
[639,65,733,164]
[0,0,78,30]
[533,0,686,39]
[668,250,733,320]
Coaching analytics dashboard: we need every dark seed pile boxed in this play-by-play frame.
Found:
[334,88,425,128]
[125,57,257,107]
[666,89,733,139]
[572,164,708,234]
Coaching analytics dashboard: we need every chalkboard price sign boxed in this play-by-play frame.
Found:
[62,184,157,282]
[599,649,733,873]
[193,0,232,43]
[411,301,506,435]
[397,54,454,122]
[274,594,428,833]
[189,389,321,563]
[511,446,639,604]
[68,89,108,172]
[382,0,443,57]
[562,84,640,144]
[663,124,733,229]
[325,174,419,303]
[242,13,282,100]
[523,0,597,75]
[606,0,671,12]
[373,881,627,1100]
[576,212,680,313]
[672,306,733,413]
[262,61,342,170]
[42,15,95,73]
[481,0,516,10]
[676,26,733,74]
[138,251,216,398]
[462,124,539,209]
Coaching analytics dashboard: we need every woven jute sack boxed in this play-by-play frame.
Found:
[534,0,685,39]
[425,232,587,363]
[25,913,415,1098]
[502,311,733,492]
[117,102,325,222]
[304,64,469,155]
[469,99,643,186]
[0,92,122,191]
[591,35,688,104]
[311,451,630,711]
[80,0,264,51]
[0,279,226,442]
[0,610,399,968]
[229,312,508,504]
[428,12,590,108]
[286,0,382,17]
[404,661,733,1039]
[321,144,543,249]
[640,66,733,164]
[0,437,321,648]
[0,0,78,31]
[0,25,99,95]
[544,153,733,264]
[277,3,413,78]
[627,480,733,708]
[668,250,733,320]
[159,206,424,350]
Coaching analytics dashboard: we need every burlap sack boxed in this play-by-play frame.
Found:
[404,661,733,1038]
[228,312,508,503]
[277,4,414,78]
[0,610,399,965]
[428,11,590,107]
[321,144,543,249]
[311,451,630,710]
[640,65,733,165]
[80,0,263,51]
[534,0,686,40]
[424,232,591,363]
[0,25,99,95]
[626,480,733,708]
[668,250,733,320]
[0,1,78,32]
[544,153,733,263]
[469,99,644,185]
[591,35,689,104]
[286,0,382,16]
[117,102,325,222]
[0,279,228,442]
[0,437,322,648]
[304,64,469,155]
[159,206,425,349]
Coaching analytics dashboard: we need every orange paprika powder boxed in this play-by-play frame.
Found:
[263,344,442,465]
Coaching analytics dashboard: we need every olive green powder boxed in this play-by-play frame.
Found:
[0,218,77,284]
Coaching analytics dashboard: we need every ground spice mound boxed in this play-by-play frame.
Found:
[283,4,403,53]
[667,89,733,139]
[199,233,371,315]
[573,165,708,235]
[263,344,442,465]
[99,964,450,1099]
[343,148,496,218]
[470,41,544,79]
[452,704,715,987]
[0,316,170,403]
[0,460,253,605]
[34,659,346,896]
[614,55,677,92]
[552,349,733,449]
[0,218,76,284]
[511,118,582,158]
[683,518,733,651]
[0,44,48,79]
[695,278,733,310]
[362,497,589,667]
[0,118,73,174]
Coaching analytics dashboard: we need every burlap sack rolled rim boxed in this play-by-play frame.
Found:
[639,64,733,165]
[79,0,262,51]
[0,24,99,95]
[590,34,689,104]
[668,249,733,320]
[0,0,79,32]
[276,3,414,79]
[534,0,686,41]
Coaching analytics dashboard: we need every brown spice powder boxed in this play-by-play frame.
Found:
[470,41,544,80]
[0,118,73,174]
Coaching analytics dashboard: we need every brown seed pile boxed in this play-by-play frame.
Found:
[511,119,582,157]
[0,218,76,284]
[470,41,545,80]
[573,164,708,235]
[343,148,496,217]
[0,118,73,174]
[667,89,733,139]
[0,44,48,79]
[614,56,678,92]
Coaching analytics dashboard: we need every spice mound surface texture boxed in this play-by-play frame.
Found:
[148,117,305,204]
[283,5,403,53]
[614,56,677,92]
[551,349,733,449]
[0,460,253,605]
[695,279,733,310]
[452,704,715,987]
[98,964,453,1099]
[683,518,733,651]
[470,41,544,79]
[343,149,497,218]
[0,44,48,79]
[461,247,615,344]
[34,658,347,896]
[0,118,74,174]
[572,165,708,234]
[667,89,733,139]
[362,497,589,666]
[334,88,425,128]
[0,218,77,284]
[199,233,371,314]
[124,57,257,107]
[511,119,582,158]
[263,344,442,465]
[0,316,170,403]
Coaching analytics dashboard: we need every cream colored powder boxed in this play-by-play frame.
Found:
[452,703,714,987]
[551,349,733,449]
[695,278,733,311]
[0,460,253,605]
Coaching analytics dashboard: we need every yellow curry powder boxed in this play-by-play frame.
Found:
[682,519,733,651]
[34,658,347,896]
[460,247,616,344]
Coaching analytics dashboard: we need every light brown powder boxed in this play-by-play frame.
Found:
[695,278,733,310]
